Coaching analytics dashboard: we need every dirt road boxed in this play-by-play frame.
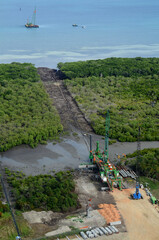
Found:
[111,189,159,240]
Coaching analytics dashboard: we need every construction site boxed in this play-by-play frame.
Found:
[22,156,159,240]
[1,67,159,240]
[22,68,159,240]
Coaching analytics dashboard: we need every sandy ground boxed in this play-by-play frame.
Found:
[111,188,159,240]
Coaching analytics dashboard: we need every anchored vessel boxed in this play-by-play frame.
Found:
[25,8,39,28]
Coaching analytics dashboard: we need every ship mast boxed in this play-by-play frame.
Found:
[32,7,36,25]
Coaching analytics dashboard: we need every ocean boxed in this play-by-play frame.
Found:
[1,0,159,68]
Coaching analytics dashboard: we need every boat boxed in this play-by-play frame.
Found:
[25,8,39,28]
[72,24,78,27]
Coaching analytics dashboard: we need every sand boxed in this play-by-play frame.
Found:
[111,188,159,240]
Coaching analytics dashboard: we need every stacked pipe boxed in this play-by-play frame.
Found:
[80,232,88,239]
[80,226,119,239]
[122,182,127,189]
[117,166,137,179]
[145,188,152,197]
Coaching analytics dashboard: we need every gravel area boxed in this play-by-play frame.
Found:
[45,226,71,237]
[23,210,54,224]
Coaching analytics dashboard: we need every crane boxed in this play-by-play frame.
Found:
[104,110,110,163]
[88,110,122,191]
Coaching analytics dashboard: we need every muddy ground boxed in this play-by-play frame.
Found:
[37,67,93,133]
[0,135,158,176]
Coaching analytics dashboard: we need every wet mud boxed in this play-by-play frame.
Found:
[0,134,89,175]
[0,131,158,176]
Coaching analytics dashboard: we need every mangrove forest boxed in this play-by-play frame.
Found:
[58,58,159,141]
[0,63,63,152]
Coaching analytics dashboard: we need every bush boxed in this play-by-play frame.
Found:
[127,148,159,181]
[6,170,78,212]
[0,201,9,213]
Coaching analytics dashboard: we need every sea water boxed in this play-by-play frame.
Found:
[0,0,159,68]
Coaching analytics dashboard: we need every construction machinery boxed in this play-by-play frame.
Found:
[151,196,157,204]
[89,111,123,191]
[131,127,143,200]
[131,182,143,199]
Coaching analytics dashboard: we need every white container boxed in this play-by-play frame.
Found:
[91,230,98,238]
[108,226,116,233]
[92,229,99,235]
[110,226,119,233]
[100,227,108,235]
[105,227,112,234]
[80,232,88,239]
[95,228,103,236]
[103,228,109,235]
[110,221,121,226]
[90,234,94,238]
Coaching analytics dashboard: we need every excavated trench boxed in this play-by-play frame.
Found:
[37,67,93,133]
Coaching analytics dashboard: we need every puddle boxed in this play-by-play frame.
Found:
[0,137,89,175]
